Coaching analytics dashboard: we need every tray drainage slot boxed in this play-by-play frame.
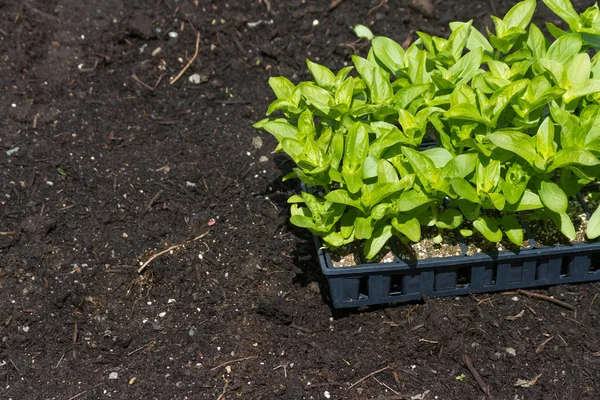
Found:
[434,268,471,292]
[342,276,369,302]
[456,267,471,289]
[389,274,403,296]
[591,254,600,275]
[561,256,572,278]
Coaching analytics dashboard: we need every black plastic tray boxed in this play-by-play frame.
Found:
[313,191,600,308]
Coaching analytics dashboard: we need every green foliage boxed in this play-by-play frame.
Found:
[254,0,600,259]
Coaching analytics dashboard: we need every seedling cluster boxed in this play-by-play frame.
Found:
[254,0,600,258]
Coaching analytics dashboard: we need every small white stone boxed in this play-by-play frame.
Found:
[168,31,179,39]
[324,391,331,399]
[168,298,176,304]
[506,347,516,356]
[22,326,30,333]
[189,73,202,84]
[109,372,118,380]
[313,19,319,26]
[158,312,166,318]
[512,296,519,301]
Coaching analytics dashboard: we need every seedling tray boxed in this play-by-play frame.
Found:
[313,192,600,308]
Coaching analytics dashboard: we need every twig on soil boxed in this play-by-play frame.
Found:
[141,189,163,216]
[55,346,74,368]
[24,1,62,23]
[368,0,387,16]
[373,376,400,395]
[73,321,78,344]
[127,340,156,356]
[517,289,576,311]
[216,379,230,400]
[66,384,103,400]
[130,73,164,91]
[391,369,402,391]
[289,323,313,334]
[9,359,21,375]
[463,355,491,398]
[369,395,414,400]
[563,315,586,327]
[557,333,568,346]
[409,323,424,331]
[589,293,598,311]
[170,32,200,85]
[418,338,439,344]
[535,335,554,354]
[407,304,418,324]
[210,355,258,371]
[137,231,209,273]
[78,58,98,72]
[273,362,288,378]
[348,365,390,389]
[329,0,344,11]
[0,231,17,235]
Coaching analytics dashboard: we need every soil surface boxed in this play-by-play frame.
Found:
[1,1,599,399]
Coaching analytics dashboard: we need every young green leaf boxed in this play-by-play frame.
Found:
[566,53,591,88]
[451,178,481,204]
[445,104,492,126]
[355,216,374,240]
[538,180,568,214]
[268,77,295,99]
[254,118,299,143]
[476,159,501,194]
[342,123,369,194]
[449,22,494,53]
[326,189,363,211]
[365,224,393,259]
[352,55,393,103]
[488,131,536,165]
[372,36,405,75]
[440,153,479,179]
[352,24,374,41]
[545,33,582,64]
[473,216,503,242]
[548,211,576,240]
[501,214,524,246]
[402,147,437,185]
[396,189,433,212]
[436,209,463,230]
[536,117,557,161]
[548,148,600,171]
[503,0,536,31]
[335,77,355,108]
[586,206,600,239]
[527,23,547,58]
[455,199,481,220]
[542,0,581,30]
[306,59,336,90]
[422,147,454,169]
[449,48,483,84]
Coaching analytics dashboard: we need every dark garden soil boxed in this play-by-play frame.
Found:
[1,0,599,399]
